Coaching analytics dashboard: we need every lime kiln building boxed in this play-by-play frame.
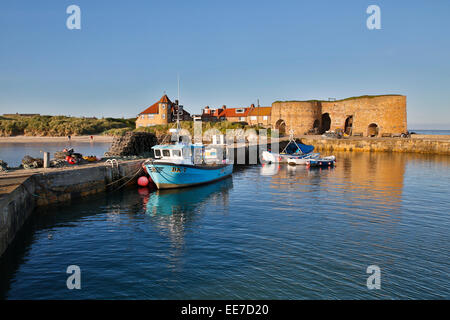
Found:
[271,95,407,137]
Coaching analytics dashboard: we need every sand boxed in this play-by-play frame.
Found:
[0,135,114,143]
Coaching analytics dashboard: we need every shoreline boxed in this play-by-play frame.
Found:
[0,135,114,143]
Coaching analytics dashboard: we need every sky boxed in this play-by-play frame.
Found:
[0,0,449,129]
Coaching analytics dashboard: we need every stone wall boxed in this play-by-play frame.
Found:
[105,132,158,157]
[300,137,450,155]
[271,95,407,137]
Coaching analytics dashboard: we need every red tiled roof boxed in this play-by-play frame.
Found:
[159,94,171,104]
[139,102,159,114]
[219,107,250,118]
[247,107,271,116]
[139,95,172,115]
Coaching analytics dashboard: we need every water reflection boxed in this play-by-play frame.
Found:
[141,178,233,251]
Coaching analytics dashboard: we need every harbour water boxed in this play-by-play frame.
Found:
[0,152,449,299]
[0,141,112,167]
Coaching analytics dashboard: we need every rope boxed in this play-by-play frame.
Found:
[109,166,144,191]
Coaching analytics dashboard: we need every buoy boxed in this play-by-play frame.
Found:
[138,187,150,196]
[137,176,149,187]
[67,157,76,165]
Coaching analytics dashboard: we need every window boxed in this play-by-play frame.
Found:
[263,116,268,120]
[162,150,170,157]
[162,114,166,119]
[182,148,191,157]
[162,104,166,109]
[236,109,245,113]
[172,150,181,157]
[250,116,257,121]
[141,115,145,119]
[148,114,154,119]
[154,149,161,157]
[239,117,246,121]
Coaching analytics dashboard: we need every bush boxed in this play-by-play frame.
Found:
[0,115,136,136]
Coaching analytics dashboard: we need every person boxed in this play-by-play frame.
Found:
[68,135,71,141]
[90,135,93,141]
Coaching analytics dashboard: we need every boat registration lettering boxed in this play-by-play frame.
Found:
[150,167,163,173]
[171,167,186,173]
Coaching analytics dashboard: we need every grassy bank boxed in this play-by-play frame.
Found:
[0,115,135,137]
[0,115,272,138]
[103,121,272,138]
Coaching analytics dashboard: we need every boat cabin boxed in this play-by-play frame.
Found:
[152,143,227,165]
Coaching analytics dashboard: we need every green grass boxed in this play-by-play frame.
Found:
[273,94,404,104]
[0,115,136,137]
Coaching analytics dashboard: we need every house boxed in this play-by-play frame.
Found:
[135,94,191,128]
[247,105,272,126]
[201,105,251,123]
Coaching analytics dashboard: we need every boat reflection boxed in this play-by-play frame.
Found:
[144,177,233,216]
[260,163,280,176]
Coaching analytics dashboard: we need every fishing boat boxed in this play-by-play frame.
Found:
[144,104,233,189]
[261,131,319,163]
[306,156,336,168]
[287,153,325,166]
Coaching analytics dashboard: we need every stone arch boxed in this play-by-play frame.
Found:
[368,123,379,137]
[313,119,320,129]
[344,116,353,135]
[275,119,286,136]
[320,113,331,134]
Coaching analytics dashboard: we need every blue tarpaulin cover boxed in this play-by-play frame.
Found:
[286,142,314,154]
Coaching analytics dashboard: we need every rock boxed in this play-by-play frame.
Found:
[104,132,158,157]
[21,155,44,169]
[0,160,8,172]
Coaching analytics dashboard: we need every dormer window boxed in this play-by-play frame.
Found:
[236,109,245,113]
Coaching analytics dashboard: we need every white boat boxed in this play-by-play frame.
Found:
[261,133,317,163]
[287,153,323,165]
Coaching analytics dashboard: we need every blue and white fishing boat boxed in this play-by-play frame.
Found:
[144,104,233,189]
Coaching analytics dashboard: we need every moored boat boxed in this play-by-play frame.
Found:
[144,103,233,189]
[144,143,233,189]
[306,156,336,168]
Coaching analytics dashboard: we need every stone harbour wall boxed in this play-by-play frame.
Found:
[301,137,450,155]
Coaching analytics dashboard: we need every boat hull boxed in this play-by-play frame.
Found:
[262,151,320,164]
[145,162,233,189]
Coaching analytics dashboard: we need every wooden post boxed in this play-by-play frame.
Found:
[43,152,50,168]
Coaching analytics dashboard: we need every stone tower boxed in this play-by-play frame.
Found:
[158,94,171,124]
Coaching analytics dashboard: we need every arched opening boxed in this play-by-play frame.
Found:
[311,119,320,134]
[368,123,379,137]
[320,113,331,134]
[275,119,286,136]
[313,120,320,129]
[344,116,353,135]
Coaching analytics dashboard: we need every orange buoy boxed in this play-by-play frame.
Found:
[137,176,149,187]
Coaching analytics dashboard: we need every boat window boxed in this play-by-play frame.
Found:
[182,148,191,157]
[154,149,161,157]
[172,149,181,157]
[162,150,170,157]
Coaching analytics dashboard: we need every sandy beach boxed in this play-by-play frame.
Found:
[0,135,114,143]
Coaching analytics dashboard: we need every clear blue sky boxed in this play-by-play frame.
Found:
[1,0,449,129]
